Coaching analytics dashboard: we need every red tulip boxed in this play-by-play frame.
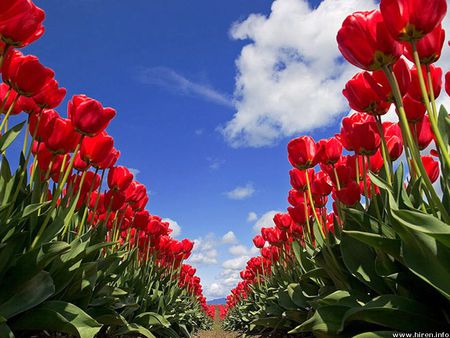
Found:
[68,95,116,136]
[45,117,80,154]
[288,189,306,208]
[340,113,380,155]
[17,95,39,114]
[0,0,45,47]
[369,150,384,173]
[380,0,447,42]
[404,25,445,65]
[104,189,126,212]
[343,71,391,115]
[316,137,342,165]
[413,116,433,150]
[403,94,426,122]
[287,136,317,169]
[289,168,314,192]
[33,78,66,109]
[287,206,307,225]
[311,171,333,196]
[134,210,150,230]
[68,171,100,195]
[408,65,442,102]
[421,155,439,183]
[273,213,293,231]
[261,227,286,246]
[335,181,361,206]
[80,131,114,167]
[73,152,90,171]
[2,50,54,97]
[252,235,265,249]
[372,58,412,102]
[337,10,403,71]
[126,182,147,205]
[108,166,133,191]
[29,108,57,142]
[0,83,21,115]
[383,122,403,161]
[97,147,120,170]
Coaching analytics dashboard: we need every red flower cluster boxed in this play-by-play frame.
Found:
[0,0,210,316]
[224,0,449,318]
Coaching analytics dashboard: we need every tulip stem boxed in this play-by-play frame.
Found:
[411,43,450,169]
[31,138,84,249]
[0,93,19,133]
[304,171,326,240]
[383,66,450,223]
[78,167,99,236]
[375,116,393,185]
[361,156,370,209]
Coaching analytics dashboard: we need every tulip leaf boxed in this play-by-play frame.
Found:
[343,230,400,258]
[10,300,102,338]
[0,315,14,338]
[114,323,156,338]
[0,121,25,153]
[0,271,55,319]
[339,295,446,332]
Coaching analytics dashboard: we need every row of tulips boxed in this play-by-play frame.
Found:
[223,0,450,336]
[0,1,213,337]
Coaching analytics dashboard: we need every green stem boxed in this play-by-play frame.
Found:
[305,170,326,240]
[375,116,393,185]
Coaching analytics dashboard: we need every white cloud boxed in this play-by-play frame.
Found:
[247,211,258,222]
[162,218,181,237]
[207,157,225,170]
[195,129,204,136]
[225,183,255,200]
[205,283,228,299]
[222,0,377,147]
[252,210,281,232]
[222,231,238,244]
[222,256,249,270]
[189,251,218,265]
[229,244,259,256]
[188,234,219,265]
[137,66,233,107]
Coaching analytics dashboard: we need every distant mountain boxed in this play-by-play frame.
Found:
[207,297,226,305]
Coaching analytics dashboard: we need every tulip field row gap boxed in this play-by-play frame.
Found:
[0,1,215,337]
[222,0,450,337]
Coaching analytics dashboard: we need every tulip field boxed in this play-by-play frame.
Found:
[1,0,450,337]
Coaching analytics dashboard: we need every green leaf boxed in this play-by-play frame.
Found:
[0,315,14,338]
[0,271,55,319]
[0,121,25,152]
[114,323,156,338]
[343,230,400,258]
[21,201,51,218]
[10,300,102,338]
[339,295,446,332]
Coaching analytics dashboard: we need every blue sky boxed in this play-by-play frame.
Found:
[23,0,384,298]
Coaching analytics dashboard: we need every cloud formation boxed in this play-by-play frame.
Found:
[252,210,281,232]
[162,218,181,237]
[222,0,377,147]
[222,231,238,244]
[225,183,255,200]
[137,66,233,107]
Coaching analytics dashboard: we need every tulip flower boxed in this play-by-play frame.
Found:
[0,0,45,47]
[289,168,314,192]
[340,113,380,155]
[33,78,66,109]
[383,122,403,161]
[68,94,116,136]
[80,131,114,167]
[316,137,342,165]
[97,147,120,169]
[335,181,361,206]
[2,50,54,97]
[29,108,57,142]
[311,171,333,196]
[421,155,440,183]
[108,166,133,192]
[252,235,265,249]
[73,151,90,171]
[337,10,403,71]
[408,65,442,102]
[380,0,447,42]
[287,206,307,225]
[17,95,40,114]
[287,136,317,169]
[403,94,426,122]
[404,25,445,65]
[45,117,80,154]
[0,83,21,115]
[288,189,306,208]
[413,116,434,151]
[134,210,150,230]
[369,150,384,173]
[104,189,126,212]
[372,58,412,102]
[273,213,293,231]
[343,71,391,115]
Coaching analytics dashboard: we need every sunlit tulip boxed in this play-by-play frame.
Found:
[287,136,317,169]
